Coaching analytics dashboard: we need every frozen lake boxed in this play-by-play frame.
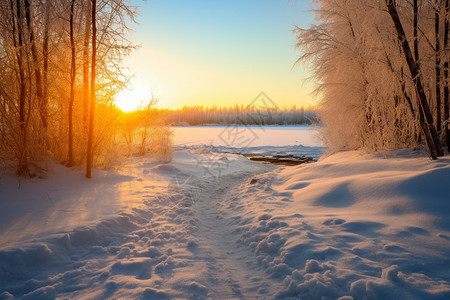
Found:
[173,125,322,148]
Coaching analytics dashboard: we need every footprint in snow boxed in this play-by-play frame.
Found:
[323,218,346,226]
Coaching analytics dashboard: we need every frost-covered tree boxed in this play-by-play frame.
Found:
[296,0,449,158]
[0,0,137,176]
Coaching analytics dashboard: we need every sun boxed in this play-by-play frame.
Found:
[115,86,151,112]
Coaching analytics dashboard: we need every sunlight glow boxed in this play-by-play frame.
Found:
[121,0,316,110]
[115,85,153,112]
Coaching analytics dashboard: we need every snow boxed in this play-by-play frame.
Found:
[1,128,450,299]
[174,125,326,160]
[173,125,322,148]
[236,149,450,298]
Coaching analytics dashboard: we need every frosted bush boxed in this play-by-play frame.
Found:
[148,126,174,163]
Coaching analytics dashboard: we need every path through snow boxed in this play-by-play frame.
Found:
[187,171,284,299]
[1,147,450,299]
[0,149,287,299]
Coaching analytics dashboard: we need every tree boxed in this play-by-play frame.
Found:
[86,0,96,178]
[42,0,50,131]
[24,0,45,131]
[444,0,449,151]
[68,0,76,167]
[385,0,443,159]
[82,0,90,134]
[13,0,29,175]
[0,0,138,176]
[435,0,442,136]
[295,0,447,157]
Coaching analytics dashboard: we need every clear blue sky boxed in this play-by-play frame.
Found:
[116,0,316,111]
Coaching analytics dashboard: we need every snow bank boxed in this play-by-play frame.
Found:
[229,149,450,299]
[1,147,449,299]
[0,177,205,299]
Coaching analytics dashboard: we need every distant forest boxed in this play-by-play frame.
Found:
[165,105,318,126]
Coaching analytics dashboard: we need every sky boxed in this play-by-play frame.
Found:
[115,0,316,111]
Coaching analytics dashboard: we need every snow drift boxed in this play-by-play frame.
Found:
[0,147,449,299]
[232,150,450,299]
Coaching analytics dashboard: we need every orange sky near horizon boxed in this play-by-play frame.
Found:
[115,0,317,112]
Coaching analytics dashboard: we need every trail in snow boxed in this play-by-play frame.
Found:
[1,146,450,299]
[0,149,289,299]
[187,170,284,299]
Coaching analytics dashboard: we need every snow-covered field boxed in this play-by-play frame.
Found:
[173,125,322,147]
[174,125,326,160]
[1,127,449,299]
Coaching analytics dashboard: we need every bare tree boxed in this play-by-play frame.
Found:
[42,0,50,131]
[24,0,45,130]
[13,0,30,175]
[68,0,76,167]
[414,0,420,63]
[413,0,426,143]
[83,0,90,134]
[445,0,449,151]
[435,0,442,135]
[86,0,96,178]
[0,0,138,176]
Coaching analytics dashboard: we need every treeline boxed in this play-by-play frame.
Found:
[166,105,318,126]
[296,0,449,158]
[0,0,166,177]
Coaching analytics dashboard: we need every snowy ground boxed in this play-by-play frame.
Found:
[1,127,450,299]
[174,125,326,160]
[173,125,322,148]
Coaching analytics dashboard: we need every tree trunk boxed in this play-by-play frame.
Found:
[413,0,425,144]
[86,0,96,178]
[444,0,449,151]
[42,1,49,130]
[13,0,29,175]
[435,1,442,136]
[24,0,45,129]
[385,0,443,159]
[68,0,76,167]
[83,0,90,135]
[414,0,419,62]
